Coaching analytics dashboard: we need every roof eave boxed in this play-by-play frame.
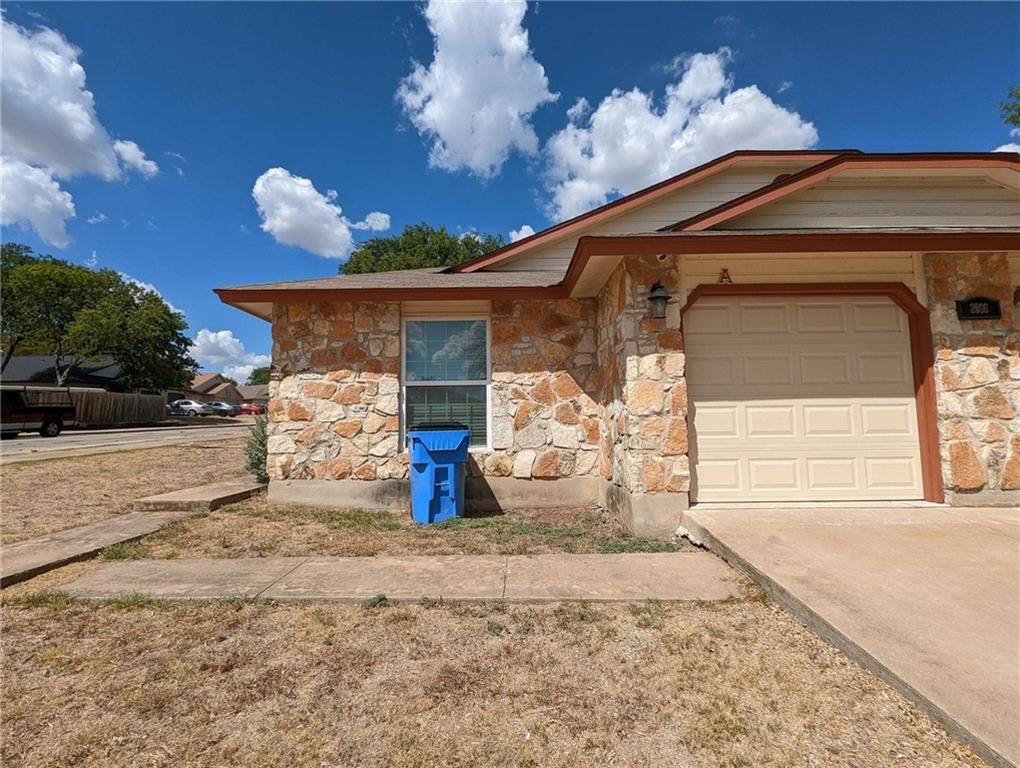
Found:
[564,230,1020,297]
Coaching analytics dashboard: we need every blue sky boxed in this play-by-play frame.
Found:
[2,2,1017,380]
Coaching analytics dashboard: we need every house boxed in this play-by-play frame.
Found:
[238,384,270,405]
[183,372,244,403]
[216,150,1020,536]
[2,355,127,391]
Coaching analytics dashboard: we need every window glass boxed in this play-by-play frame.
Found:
[404,385,487,446]
[405,320,486,382]
[403,319,488,447]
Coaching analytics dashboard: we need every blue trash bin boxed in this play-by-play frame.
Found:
[406,422,471,525]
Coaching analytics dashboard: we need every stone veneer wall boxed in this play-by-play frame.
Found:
[266,301,404,482]
[265,298,610,488]
[927,252,1020,501]
[484,299,603,480]
[596,255,691,531]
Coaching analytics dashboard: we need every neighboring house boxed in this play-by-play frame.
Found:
[238,384,269,404]
[1,355,126,391]
[181,372,243,403]
[216,150,1020,536]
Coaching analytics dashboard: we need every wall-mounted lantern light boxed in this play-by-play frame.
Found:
[648,282,671,319]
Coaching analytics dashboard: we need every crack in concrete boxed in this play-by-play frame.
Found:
[255,557,310,599]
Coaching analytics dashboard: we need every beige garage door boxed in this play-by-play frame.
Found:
[685,295,923,502]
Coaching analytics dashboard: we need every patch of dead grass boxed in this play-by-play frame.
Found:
[0,440,246,544]
[134,497,689,558]
[0,596,984,767]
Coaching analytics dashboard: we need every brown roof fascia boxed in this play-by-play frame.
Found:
[563,230,1020,295]
[448,150,855,274]
[669,153,1020,232]
[214,285,568,306]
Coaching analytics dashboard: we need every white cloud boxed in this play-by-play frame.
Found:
[509,224,535,242]
[252,167,389,259]
[113,140,159,177]
[778,80,793,93]
[119,272,183,315]
[349,211,391,231]
[86,211,107,224]
[397,0,557,177]
[0,157,75,248]
[543,49,819,220]
[85,249,97,268]
[0,16,158,246]
[993,143,1020,153]
[190,329,270,383]
[566,97,590,122]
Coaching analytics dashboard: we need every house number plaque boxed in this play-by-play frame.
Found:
[955,296,1002,321]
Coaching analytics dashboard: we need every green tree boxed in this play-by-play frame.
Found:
[1,243,196,389]
[65,283,196,391]
[246,366,270,385]
[341,223,505,274]
[1002,86,1020,127]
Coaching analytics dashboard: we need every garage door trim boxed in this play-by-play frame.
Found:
[680,282,943,503]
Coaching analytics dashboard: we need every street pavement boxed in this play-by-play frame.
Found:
[0,422,251,463]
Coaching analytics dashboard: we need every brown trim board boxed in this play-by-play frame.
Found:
[215,285,567,304]
[563,231,1020,296]
[678,282,944,504]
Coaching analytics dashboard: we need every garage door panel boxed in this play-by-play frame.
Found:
[864,456,920,489]
[684,303,734,334]
[687,296,923,502]
[800,353,852,385]
[852,301,907,332]
[861,403,914,435]
[746,406,796,436]
[795,302,848,333]
[740,303,790,333]
[803,404,854,435]
[857,353,911,384]
[744,355,794,385]
[748,459,800,489]
[806,458,858,490]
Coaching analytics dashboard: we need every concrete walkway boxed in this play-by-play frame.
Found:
[1,508,191,586]
[681,505,1020,768]
[62,551,740,602]
[1,478,263,586]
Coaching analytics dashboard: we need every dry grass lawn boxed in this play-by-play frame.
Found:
[0,440,246,544]
[1,586,983,768]
[129,497,690,558]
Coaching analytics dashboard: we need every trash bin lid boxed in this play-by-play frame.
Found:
[407,422,469,432]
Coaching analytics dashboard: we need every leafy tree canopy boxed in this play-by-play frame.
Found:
[341,223,505,274]
[1002,86,1020,128]
[246,366,270,385]
[1,243,196,390]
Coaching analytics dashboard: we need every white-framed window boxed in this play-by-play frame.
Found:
[401,317,490,449]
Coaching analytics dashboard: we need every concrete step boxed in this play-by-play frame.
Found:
[133,476,264,512]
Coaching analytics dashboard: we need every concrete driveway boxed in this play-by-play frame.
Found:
[681,505,1019,768]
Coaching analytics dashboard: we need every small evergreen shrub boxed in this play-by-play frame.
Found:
[246,415,269,484]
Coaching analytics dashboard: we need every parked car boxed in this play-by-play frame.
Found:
[0,385,76,438]
[206,401,241,417]
[240,402,266,415]
[168,399,215,417]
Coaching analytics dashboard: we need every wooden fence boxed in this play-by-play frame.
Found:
[34,388,166,427]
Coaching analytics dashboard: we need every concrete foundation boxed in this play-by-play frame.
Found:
[268,476,687,538]
[945,489,1020,507]
[268,476,603,514]
[602,480,688,539]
